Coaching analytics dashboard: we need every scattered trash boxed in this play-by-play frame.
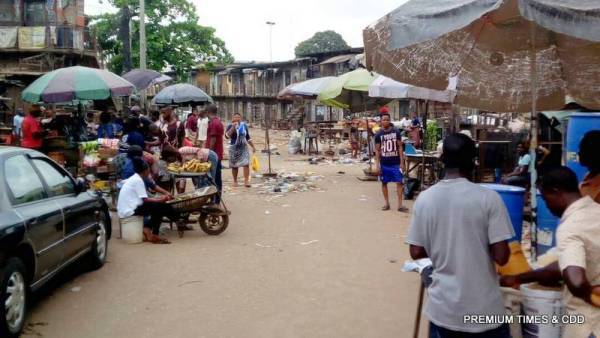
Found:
[300,240,319,245]
[358,198,368,201]
[281,204,291,208]
[265,210,271,215]
[177,280,203,287]
[255,243,272,248]
[389,258,398,264]
[337,171,346,174]
[70,286,82,292]
[256,171,323,195]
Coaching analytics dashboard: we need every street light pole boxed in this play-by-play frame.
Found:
[139,0,147,110]
[266,21,275,62]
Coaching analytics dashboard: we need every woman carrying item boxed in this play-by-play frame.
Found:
[226,113,256,187]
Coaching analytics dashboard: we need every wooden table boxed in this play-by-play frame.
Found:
[405,153,441,187]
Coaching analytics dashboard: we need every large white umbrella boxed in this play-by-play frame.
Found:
[277,77,336,100]
[369,75,456,103]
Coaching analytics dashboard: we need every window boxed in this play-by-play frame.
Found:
[33,159,74,197]
[5,156,46,205]
[0,0,17,22]
[25,0,46,26]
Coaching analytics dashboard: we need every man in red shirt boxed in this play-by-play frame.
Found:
[205,104,224,203]
[21,106,44,150]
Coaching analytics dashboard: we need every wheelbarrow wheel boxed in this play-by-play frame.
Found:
[199,213,229,235]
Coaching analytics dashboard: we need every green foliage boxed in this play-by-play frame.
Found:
[91,0,233,78]
[424,120,440,151]
[294,30,350,57]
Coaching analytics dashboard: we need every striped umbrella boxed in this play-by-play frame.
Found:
[22,66,135,103]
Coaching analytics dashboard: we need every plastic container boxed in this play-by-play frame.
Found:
[480,184,526,242]
[121,216,144,244]
[500,287,523,338]
[497,241,531,276]
[536,193,560,256]
[520,283,564,338]
[566,113,600,182]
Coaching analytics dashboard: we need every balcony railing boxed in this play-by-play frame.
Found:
[0,25,97,52]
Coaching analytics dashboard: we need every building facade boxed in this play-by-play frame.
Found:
[0,0,99,121]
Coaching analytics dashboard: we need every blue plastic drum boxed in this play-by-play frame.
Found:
[566,113,600,182]
[536,192,560,256]
[480,184,526,243]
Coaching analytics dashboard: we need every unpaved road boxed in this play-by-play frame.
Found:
[23,132,425,338]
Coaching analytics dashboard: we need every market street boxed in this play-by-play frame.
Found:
[23,132,425,338]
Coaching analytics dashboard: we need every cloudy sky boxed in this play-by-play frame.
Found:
[86,0,407,62]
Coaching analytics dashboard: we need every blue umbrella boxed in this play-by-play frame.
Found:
[122,69,172,91]
[152,83,213,106]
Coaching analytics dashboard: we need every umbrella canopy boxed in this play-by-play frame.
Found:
[369,75,456,103]
[151,83,213,106]
[317,68,388,112]
[122,69,172,91]
[277,77,336,100]
[363,0,600,112]
[22,66,135,104]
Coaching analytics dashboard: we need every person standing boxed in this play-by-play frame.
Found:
[407,133,513,338]
[185,109,199,146]
[159,106,185,149]
[197,109,209,148]
[205,104,224,203]
[374,111,407,212]
[21,106,44,150]
[12,108,24,145]
[542,167,600,336]
[226,113,256,188]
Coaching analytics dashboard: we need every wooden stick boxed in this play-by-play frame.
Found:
[413,281,425,338]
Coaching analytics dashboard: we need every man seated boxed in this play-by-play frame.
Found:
[502,142,530,187]
[119,145,171,197]
[117,158,183,244]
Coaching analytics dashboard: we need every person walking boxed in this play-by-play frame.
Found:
[159,106,185,149]
[185,108,199,146]
[205,104,224,203]
[12,108,24,145]
[197,109,209,148]
[374,111,407,212]
[226,113,256,188]
[407,133,513,338]
[21,106,44,150]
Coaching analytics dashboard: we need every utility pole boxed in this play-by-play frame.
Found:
[266,21,275,62]
[139,0,147,109]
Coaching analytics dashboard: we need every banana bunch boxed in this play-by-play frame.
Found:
[182,159,211,173]
[167,162,183,173]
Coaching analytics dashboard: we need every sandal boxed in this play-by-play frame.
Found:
[398,206,409,213]
[147,234,171,244]
[381,205,391,211]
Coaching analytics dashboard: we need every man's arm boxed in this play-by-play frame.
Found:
[143,195,169,203]
[500,262,562,289]
[490,240,510,266]
[397,139,405,172]
[409,245,428,260]
[563,266,595,305]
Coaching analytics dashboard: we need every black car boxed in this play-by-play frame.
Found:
[0,147,111,337]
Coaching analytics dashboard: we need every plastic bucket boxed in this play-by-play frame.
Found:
[536,193,560,256]
[500,287,523,338]
[121,216,144,244]
[566,113,600,182]
[520,283,564,338]
[480,184,526,242]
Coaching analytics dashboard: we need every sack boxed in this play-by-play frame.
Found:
[251,154,260,172]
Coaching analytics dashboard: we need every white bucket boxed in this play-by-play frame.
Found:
[520,283,564,338]
[501,287,523,338]
[121,216,144,244]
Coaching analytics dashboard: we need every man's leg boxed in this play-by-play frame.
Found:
[396,182,406,210]
[381,182,390,210]
[214,160,222,204]
[136,201,180,235]
[232,167,239,186]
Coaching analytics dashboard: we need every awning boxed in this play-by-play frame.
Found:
[319,54,356,65]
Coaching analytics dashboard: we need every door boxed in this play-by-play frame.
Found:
[31,158,97,260]
[4,155,64,279]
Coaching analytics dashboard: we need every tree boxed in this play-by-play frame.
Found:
[91,0,233,78]
[294,30,350,57]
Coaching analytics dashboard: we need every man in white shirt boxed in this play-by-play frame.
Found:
[117,158,181,244]
[197,109,209,148]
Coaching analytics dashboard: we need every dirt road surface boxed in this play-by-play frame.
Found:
[23,131,426,338]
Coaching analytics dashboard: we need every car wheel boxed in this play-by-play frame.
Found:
[0,257,27,338]
[87,215,108,270]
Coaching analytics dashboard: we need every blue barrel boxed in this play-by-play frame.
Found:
[566,113,600,182]
[536,192,560,256]
[480,184,525,242]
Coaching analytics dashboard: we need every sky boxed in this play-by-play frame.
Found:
[85,0,407,62]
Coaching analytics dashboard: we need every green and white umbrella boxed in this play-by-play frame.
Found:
[22,66,135,104]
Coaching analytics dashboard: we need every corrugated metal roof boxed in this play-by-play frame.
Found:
[319,54,356,65]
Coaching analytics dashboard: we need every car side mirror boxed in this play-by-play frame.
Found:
[74,178,87,195]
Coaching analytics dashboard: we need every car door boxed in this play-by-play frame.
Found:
[3,154,65,279]
[30,157,98,261]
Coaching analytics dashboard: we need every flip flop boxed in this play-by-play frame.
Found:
[382,205,391,211]
[398,207,409,213]
[148,234,171,244]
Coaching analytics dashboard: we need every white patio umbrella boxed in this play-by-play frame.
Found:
[277,77,336,100]
[369,75,456,103]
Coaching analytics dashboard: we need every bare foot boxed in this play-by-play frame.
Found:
[381,205,390,211]
[232,182,239,188]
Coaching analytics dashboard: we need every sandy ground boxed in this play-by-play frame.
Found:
[23,130,427,338]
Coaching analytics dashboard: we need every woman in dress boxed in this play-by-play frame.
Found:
[226,113,256,187]
[159,106,185,149]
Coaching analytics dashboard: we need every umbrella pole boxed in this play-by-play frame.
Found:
[529,21,538,261]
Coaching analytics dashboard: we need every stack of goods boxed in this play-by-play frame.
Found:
[97,138,120,159]
[167,159,211,174]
